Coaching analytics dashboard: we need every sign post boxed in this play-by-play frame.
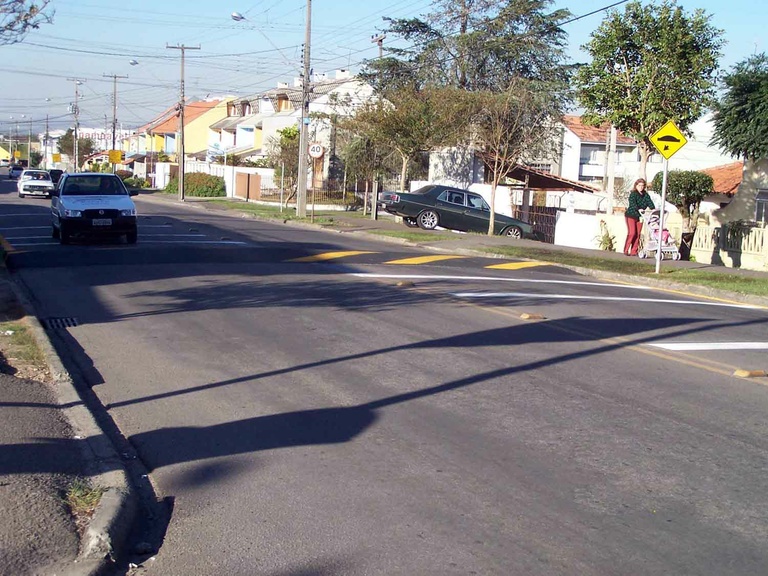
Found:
[650,120,687,274]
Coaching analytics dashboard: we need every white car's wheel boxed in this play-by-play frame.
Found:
[503,226,523,239]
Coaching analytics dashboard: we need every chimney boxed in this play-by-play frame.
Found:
[335,69,351,80]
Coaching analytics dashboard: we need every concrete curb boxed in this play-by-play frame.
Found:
[6,274,137,576]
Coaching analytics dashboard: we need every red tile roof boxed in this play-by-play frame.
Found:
[151,100,224,135]
[701,161,743,194]
[563,115,636,145]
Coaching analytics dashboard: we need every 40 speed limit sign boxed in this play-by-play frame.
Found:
[308,142,325,158]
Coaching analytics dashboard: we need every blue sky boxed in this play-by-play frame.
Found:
[0,0,763,136]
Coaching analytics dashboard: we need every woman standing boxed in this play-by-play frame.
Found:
[623,178,655,256]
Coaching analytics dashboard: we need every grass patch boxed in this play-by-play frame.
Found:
[483,246,768,297]
[0,321,46,366]
[368,230,453,242]
[65,478,106,532]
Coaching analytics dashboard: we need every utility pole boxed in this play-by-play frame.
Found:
[167,44,200,202]
[104,73,128,172]
[27,118,31,166]
[44,114,49,169]
[67,78,85,171]
[295,0,312,217]
[371,33,386,58]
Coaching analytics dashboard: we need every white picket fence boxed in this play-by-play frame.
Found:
[691,223,767,270]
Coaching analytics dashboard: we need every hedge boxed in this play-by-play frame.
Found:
[165,173,226,197]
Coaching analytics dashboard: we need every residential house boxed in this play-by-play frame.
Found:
[150,98,230,160]
[698,161,742,216]
[705,159,768,226]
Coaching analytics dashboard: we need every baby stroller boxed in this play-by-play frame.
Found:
[638,209,680,260]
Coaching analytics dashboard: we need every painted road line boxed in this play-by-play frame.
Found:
[385,255,465,265]
[648,342,768,351]
[0,214,48,217]
[485,261,548,270]
[140,234,206,237]
[351,273,656,290]
[140,240,250,245]
[4,236,53,240]
[451,291,763,310]
[9,242,58,247]
[289,251,375,262]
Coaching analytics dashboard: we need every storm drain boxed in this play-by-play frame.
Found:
[42,317,79,330]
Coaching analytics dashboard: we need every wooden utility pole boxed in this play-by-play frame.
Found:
[104,73,128,172]
[167,44,200,201]
[295,0,312,217]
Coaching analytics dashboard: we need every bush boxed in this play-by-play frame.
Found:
[115,170,133,180]
[124,176,148,188]
[164,173,226,197]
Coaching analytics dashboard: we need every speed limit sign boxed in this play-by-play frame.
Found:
[308,142,325,158]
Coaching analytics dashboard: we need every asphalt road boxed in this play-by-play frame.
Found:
[2,175,768,575]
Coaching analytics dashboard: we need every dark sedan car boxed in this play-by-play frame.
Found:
[48,169,64,185]
[379,184,538,239]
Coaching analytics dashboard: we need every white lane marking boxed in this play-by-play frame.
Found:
[140,234,206,237]
[140,240,249,245]
[451,291,763,310]
[0,214,47,217]
[139,224,173,228]
[351,273,655,290]
[649,342,768,351]
[4,236,51,240]
[11,242,59,246]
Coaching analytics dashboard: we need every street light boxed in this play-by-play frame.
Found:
[129,59,139,66]
[231,11,245,21]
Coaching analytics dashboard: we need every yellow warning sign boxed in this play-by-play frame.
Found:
[108,149,123,163]
[651,120,687,160]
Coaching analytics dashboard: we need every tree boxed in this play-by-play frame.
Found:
[267,125,300,207]
[362,0,572,97]
[343,87,469,191]
[29,150,42,167]
[711,53,768,161]
[575,0,723,179]
[468,78,563,234]
[57,128,96,170]
[650,169,713,231]
[1,0,52,45]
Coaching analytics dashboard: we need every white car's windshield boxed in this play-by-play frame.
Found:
[22,171,52,181]
[62,176,127,196]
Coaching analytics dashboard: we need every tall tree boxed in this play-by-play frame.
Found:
[575,0,723,179]
[57,128,95,170]
[1,0,52,45]
[362,0,572,96]
[468,77,562,234]
[711,53,768,161]
[344,87,469,191]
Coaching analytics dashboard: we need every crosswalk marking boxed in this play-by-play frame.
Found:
[385,255,465,265]
[288,250,375,262]
[484,261,547,270]
[648,342,768,351]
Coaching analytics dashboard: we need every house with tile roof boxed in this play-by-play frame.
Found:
[150,98,230,160]
[704,159,768,227]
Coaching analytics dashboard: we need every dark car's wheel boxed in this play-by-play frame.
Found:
[59,223,70,245]
[503,225,523,239]
[126,227,138,244]
[403,217,419,228]
[18,192,24,198]
[417,210,439,230]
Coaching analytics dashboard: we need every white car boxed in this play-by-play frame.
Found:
[0,159,9,168]
[51,173,138,244]
[17,169,55,198]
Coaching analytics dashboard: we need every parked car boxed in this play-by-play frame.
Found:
[48,169,64,185]
[17,169,55,198]
[0,159,10,168]
[8,164,24,180]
[379,184,539,239]
[51,173,138,244]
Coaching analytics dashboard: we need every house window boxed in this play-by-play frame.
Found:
[580,145,602,164]
[528,163,552,173]
[756,190,768,223]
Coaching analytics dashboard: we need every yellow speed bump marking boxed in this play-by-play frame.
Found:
[385,255,465,265]
[288,251,375,262]
[733,369,768,378]
[485,261,548,270]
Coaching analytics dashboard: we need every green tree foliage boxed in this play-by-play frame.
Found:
[57,128,96,170]
[267,126,299,206]
[650,169,713,230]
[1,0,52,45]
[165,173,225,197]
[343,87,469,191]
[29,150,42,167]
[711,53,768,161]
[575,0,723,179]
[468,77,564,234]
[363,0,572,96]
